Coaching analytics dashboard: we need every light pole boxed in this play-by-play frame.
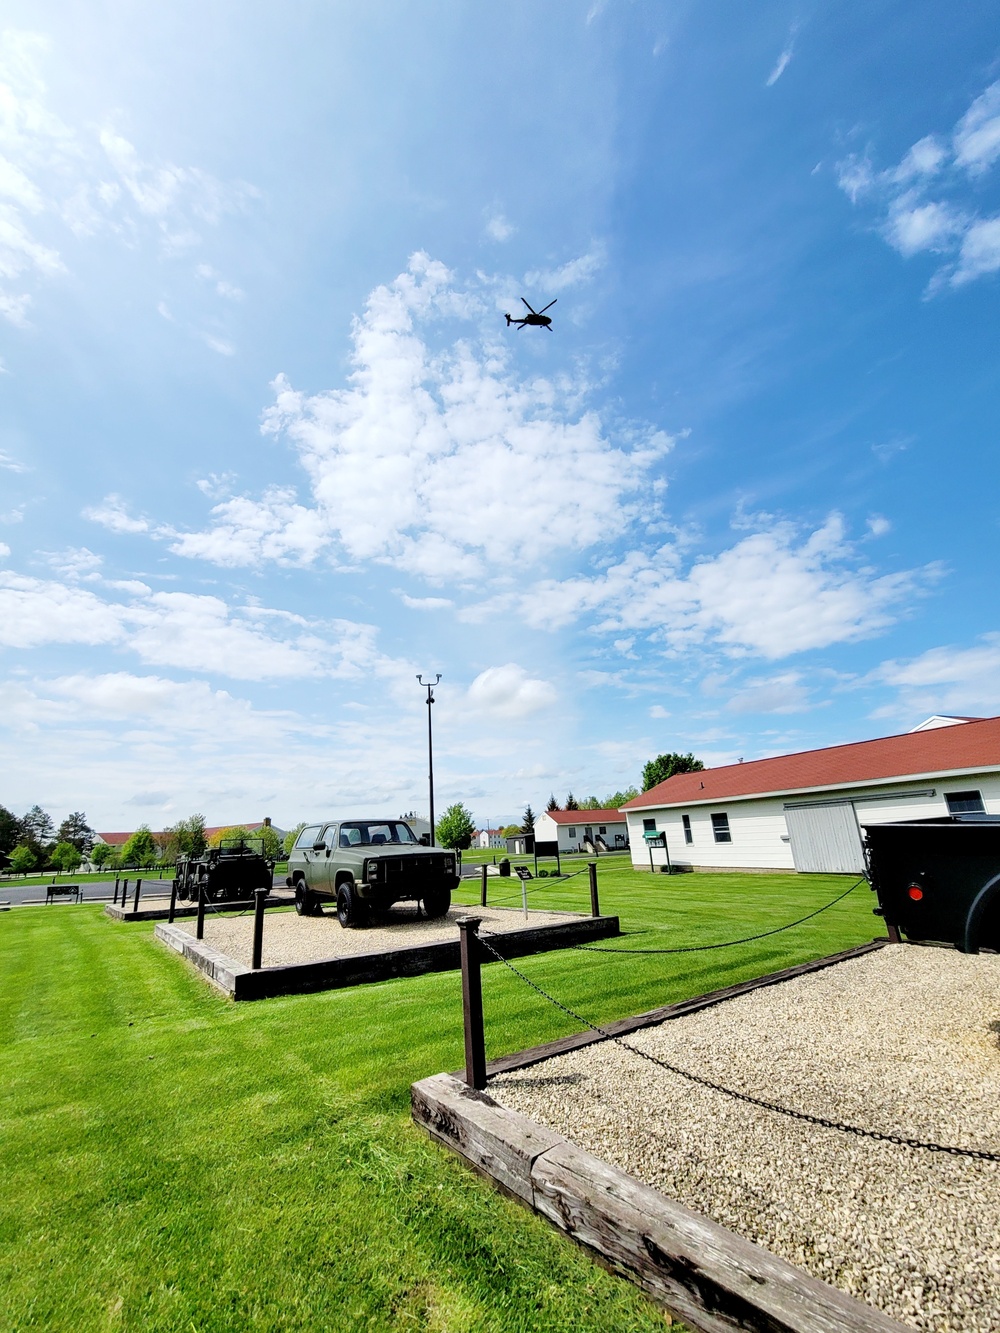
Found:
[417,674,441,846]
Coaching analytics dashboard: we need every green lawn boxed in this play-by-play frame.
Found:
[0,861,877,1331]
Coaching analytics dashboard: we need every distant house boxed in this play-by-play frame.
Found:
[477,828,506,850]
[621,715,1000,874]
[93,817,286,850]
[532,809,629,854]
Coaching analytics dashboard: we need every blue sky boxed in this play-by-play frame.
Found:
[2,2,1000,832]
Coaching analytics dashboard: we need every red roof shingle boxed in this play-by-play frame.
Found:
[622,715,1000,810]
[541,808,625,824]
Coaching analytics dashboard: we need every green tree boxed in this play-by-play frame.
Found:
[50,841,82,873]
[9,844,37,876]
[259,824,283,861]
[579,796,603,810]
[0,805,21,855]
[90,842,114,869]
[165,814,207,859]
[564,793,579,810]
[435,803,476,851]
[641,752,704,792]
[545,794,560,812]
[520,805,535,834]
[120,825,157,869]
[283,823,306,855]
[603,787,639,808]
[210,825,251,849]
[56,812,94,853]
[21,805,55,856]
[500,824,520,839]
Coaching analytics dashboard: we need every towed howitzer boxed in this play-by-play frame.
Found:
[174,836,274,904]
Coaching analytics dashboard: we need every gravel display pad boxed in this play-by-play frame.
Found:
[173,903,580,968]
[492,944,1000,1333]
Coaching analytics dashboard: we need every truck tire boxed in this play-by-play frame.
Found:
[337,880,366,928]
[295,880,316,916]
[422,887,451,918]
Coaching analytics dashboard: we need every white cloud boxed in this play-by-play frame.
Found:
[0,542,10,558]
[201,332,235,356]
[725,671,812,715]
[0,448,28,472]
[504,514,939,660]
[0,31,257,325]
[166,254,671,579]
[43,545,103,579]
[837,80,1000,290]
[398,593,453,610]
[485,214,514,242]
[524,245,605,292]
[0,570,409,683]
[874,633,1000,719]
[83,493,154,534]
[466,663,557,718]
[766,24,798,87]
[953,81,1000,176]
[866,514,891,537]
[649,704,670,719]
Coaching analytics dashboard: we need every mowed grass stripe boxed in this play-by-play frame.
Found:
[0,867,875,1331]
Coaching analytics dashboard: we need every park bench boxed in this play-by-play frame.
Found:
[46,884,82,904]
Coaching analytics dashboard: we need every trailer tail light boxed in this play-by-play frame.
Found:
[907,884,924,901]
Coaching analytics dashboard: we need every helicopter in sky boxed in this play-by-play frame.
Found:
[505,297,556,330]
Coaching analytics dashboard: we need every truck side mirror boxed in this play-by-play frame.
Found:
[312,842,325,852]
[419,834,429,846]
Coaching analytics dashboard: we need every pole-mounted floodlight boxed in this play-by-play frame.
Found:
[417,674,441,846]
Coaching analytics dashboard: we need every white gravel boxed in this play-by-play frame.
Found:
[173,902,581,968]
[492,944,1000,1332]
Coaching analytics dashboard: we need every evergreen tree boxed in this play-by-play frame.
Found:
[521,805,536,833]
[545,793,560,812]
[641,752,704,792]
[56,812,94,853]
[435,803,476,851]
[0,805,20,855]
[21,805,55,855]
[564,793,579,810]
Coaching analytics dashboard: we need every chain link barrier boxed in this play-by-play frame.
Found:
[475,932,1000,1164]
[574,878,866,955]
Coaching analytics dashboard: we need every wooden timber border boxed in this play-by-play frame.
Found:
[154,912,620,1001]
[105,892,294,924]
[411,1071,907,1333]
[481,938,889,1078]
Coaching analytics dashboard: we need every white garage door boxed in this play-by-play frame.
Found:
[783,801,865,873]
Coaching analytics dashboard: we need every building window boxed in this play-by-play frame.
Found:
[642,818,656,832]
[568,827,575,838]
[711,812,731,844]
[682,814,693,845]
[598,825,606,834]
[946,790,985,815]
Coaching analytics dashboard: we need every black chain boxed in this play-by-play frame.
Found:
[476,933,1000,1164]
[574,878,866,954]
[458,863,591,908]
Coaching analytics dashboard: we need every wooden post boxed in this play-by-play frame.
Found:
[168,877,178,924]
[588,861,600,917]
[458,916,487,1090]
[252,887,267,969]
[196,884,206,940]
[480,863,488,908]
[132,878,142,913]
[556,846,561,877]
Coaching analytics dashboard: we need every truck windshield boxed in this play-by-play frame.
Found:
[339,822,419,847]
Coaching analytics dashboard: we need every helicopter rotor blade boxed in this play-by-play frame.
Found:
[537,299,557,314]
[521,297,538,315]
[544,323,553,330]
[517,320,526,330]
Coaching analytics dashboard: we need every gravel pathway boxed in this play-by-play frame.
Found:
[492,944,1000,1332]
[173,902,581,968]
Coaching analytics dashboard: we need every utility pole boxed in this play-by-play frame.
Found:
[417,674,441,846]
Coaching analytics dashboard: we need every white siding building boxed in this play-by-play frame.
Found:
[533,809,630,853]
[622,716,1000,873]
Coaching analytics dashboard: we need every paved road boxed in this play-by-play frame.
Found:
[1,872,290,909]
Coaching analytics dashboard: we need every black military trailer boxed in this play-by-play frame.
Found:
[174,837,274,904]
[863,815,1000,953]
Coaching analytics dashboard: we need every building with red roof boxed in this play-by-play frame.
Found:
[534,807,629,854]
[620,716,1000,873]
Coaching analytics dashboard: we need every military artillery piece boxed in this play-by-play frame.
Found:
[174,835,274,904]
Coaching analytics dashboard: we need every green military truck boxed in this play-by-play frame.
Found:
[286,817,458,927]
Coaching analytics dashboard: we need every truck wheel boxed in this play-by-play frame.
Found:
[295,881,315,916]
[336,881,365,928]
[422,887,451,918]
